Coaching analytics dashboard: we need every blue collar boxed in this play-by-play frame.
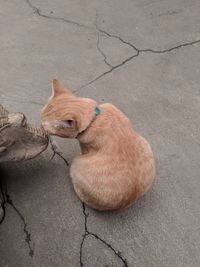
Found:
[95,106,101,116]
[76,106,101,138]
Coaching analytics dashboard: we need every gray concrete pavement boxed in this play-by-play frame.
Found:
[0,0,200,266]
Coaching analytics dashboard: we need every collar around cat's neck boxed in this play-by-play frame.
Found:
[95,106,101,116]
[76,106,101,138]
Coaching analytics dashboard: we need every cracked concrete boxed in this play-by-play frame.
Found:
[96,32,114,68]
[80,203,128,267]
[75,28,200,91]
[0,178,34,257]
[1,0,200,266]
[25,0,93,31]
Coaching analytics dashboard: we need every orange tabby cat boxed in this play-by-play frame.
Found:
[41,79,155,211]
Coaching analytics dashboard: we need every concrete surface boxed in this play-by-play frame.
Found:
[0,0,200,266]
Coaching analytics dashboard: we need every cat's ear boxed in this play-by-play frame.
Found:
[62,119,76,129]
[51,79,71,97]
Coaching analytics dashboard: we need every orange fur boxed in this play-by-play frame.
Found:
[41,79,155,211]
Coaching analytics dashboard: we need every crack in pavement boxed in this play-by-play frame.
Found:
[23,1,200,94]
[0,137,69,259]
[49,137,69,166]
[96,32,113,68]
[98,28,139,52]
[73,12,200,92]
[94,13,114,69]
[140,39,200,53]
[25,0,93,31]
[74,30,200,92]
[80,203,129,267]
[0,178,34,257]
[75,13,139,93]
[73,52,139,93]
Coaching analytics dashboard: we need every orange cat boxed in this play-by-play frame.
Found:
[41,79,155,211]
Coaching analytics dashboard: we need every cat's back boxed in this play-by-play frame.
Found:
[98,103,152,154]
[71,102,155,210]
[79,101,154,167]
[99,102,130,122]
[96,102,135,135]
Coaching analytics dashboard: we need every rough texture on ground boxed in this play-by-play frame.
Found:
[0,0,200,266]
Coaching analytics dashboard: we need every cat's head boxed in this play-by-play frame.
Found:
[41,79,97,138]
